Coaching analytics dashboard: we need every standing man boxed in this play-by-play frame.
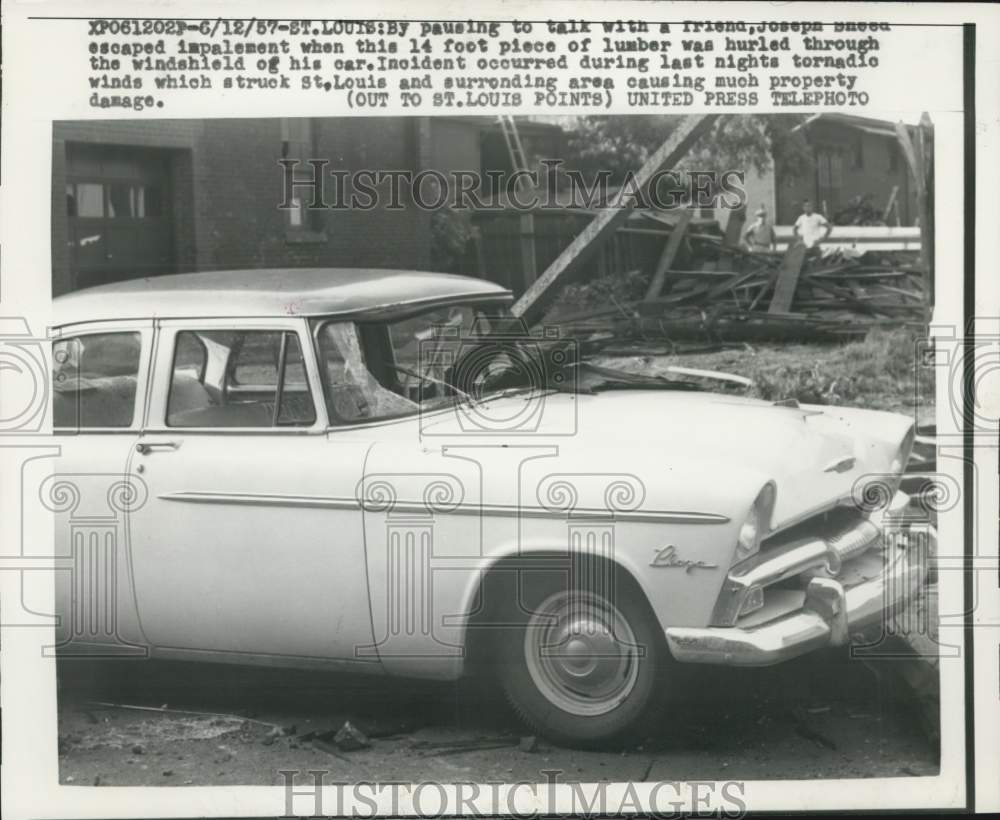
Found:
[793,199,833,251]
[743,204,776,252]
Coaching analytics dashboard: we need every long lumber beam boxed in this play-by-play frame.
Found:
[511,114,719,323]
[916,112,934,315]
[644,208,694,300]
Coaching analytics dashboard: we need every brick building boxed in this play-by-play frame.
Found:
[51,116,493,295]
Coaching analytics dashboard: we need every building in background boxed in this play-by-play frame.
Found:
[51,117,497,295]
[52,114,918,298]
[771,113,916,226]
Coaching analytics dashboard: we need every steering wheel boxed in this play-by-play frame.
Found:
[446,341,539,397]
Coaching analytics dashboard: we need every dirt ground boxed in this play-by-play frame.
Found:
[57,646,939,787]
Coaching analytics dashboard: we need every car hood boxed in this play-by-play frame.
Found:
[418,388,913,529]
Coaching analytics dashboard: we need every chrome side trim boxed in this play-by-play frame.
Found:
[159,491,362,510]
[157,491,730,524]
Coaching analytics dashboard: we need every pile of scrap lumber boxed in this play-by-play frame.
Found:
[537,231,928,350]
[511,113,934,349]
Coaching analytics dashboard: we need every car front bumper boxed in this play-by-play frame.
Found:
[663,528,932,666]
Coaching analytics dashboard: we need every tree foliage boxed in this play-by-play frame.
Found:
[562,115,814,185]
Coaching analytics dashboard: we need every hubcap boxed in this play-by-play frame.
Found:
[524,591,641,716]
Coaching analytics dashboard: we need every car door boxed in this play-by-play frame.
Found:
[49,320,153,655]
[126,317,377,663]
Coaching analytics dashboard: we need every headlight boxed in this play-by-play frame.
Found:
[874,426,916,509]
[864,426,916,525]
[735,483,776,561]
[736,506,760,559]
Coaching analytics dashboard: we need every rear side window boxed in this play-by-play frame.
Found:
[53,332,142,429]
[167,330,316,428]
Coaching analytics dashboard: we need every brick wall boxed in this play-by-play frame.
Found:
[51,117,477,294]
[189,117,434,273]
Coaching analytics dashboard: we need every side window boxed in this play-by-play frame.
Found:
[53,332,142,429]
[167,330,316,428]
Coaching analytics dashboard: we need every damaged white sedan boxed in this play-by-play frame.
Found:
[50,268,931,747]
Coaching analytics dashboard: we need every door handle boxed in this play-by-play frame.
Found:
[136,440,180,455]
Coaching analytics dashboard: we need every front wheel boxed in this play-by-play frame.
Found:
[495,575,669,748]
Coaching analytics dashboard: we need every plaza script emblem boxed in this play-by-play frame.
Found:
[650,545,719,573]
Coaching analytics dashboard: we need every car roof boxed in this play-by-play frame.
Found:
[53,268,512,327]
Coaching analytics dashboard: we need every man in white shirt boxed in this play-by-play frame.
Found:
[793,200,832,249]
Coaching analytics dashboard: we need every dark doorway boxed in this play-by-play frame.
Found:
[65,145,175,290]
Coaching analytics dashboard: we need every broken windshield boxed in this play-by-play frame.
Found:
[312,301,718,425]
[314,302,537,424]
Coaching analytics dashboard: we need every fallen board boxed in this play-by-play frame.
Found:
[718,206,748,270]
[768,243,808,314]
[644,208,694,300]
[511,114,719,324]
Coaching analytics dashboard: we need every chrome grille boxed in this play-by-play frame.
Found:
[712,508,885,627]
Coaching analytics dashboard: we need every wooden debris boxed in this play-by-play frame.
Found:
[718,205,747,271]
[768,243,808,314]
[410,736,520,757]
[663,365,752,390]
[333,720,370,751]
[645,208,694,300]
[882,185,899,223]
[512,114,719,324]
[85,701,278,730]
[538,240,926,347]
[896,114,934,316]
